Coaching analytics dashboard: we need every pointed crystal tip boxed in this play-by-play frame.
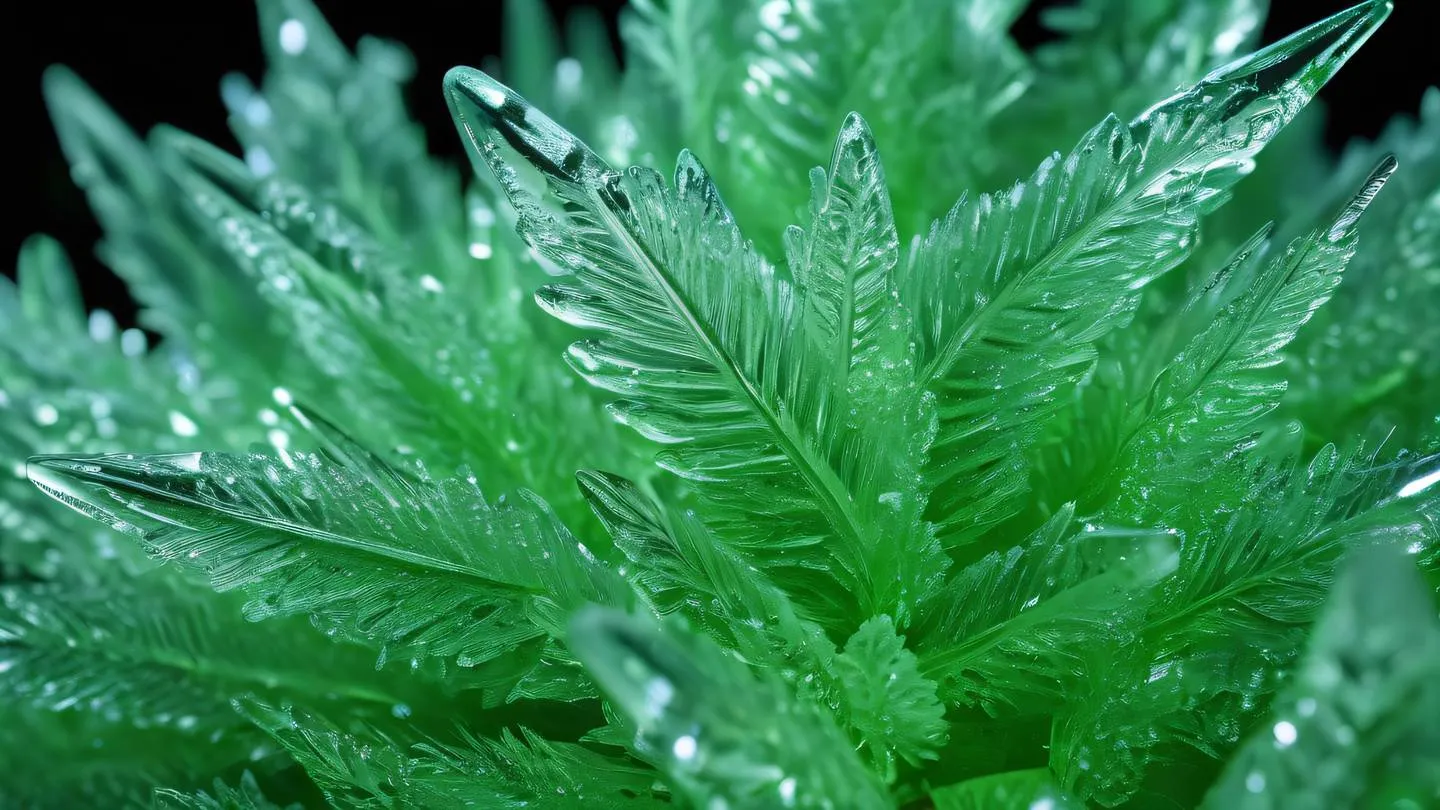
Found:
[1327,153,1398,240]
[444,67,513,113]
[1202,0,1391,96]
[25,455,126,529]
[445,65,604,185]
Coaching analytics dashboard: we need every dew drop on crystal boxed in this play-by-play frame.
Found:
[278,19,308,55]
[89,310,117,342]
[34,404,59,426]
[556,57,583,93]
[245,145,277,177]
[672,734,697,761]
[778,777,797,805]
[1272,720,1297,747]
[161,411,198,439]
[1245,771,1266,793]
[120,328,147,357]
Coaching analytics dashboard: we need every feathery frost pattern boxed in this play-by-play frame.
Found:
[5,0,1439,807]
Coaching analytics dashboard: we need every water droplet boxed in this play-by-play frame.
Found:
[120,328,147,357]
[877,491,902,510]
[778,777,797,805]
[1245,771,1266,793]
[88,310,117,342]
[1273,720,1297,747]
[168,411,199,437]
[245,97,272,126]
[245,145,276,177]
[391,703,412,719]
[419,274,445,293]
[672,734,697,761]
[278,19,308,55]
[556,57,583,93]
[34,404,59,426]
[468,243,494,260]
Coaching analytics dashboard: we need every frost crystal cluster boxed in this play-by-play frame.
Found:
[3,0,1438,807]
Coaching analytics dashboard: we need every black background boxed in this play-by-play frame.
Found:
[4,1,1432,327]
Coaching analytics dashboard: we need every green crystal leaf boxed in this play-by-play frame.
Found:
[26,449,630,675]
[1200,545,1440,808]
[0,702,275,809]
[1108,157,1398,513]
[930,767,1079,810]
[832,615,948,778]
[0,579,433,731]
[237,698,664,809]
[568,607,892,808]
[1051,446,1437,805]
[916,506,1178,715]
[41,67,285,379]
[446,67,939,626]
[1285,88,1440,451]
[905,0,1391,549]
[576,469,832,673]
[154,771,302,810]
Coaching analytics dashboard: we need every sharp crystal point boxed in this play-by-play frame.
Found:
[445,66,606,185]
[1328,153,1399,239]
[1201,0,1390,95]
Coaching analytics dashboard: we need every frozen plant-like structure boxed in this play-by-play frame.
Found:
[3,0,1437,807]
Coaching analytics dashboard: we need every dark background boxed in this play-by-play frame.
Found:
[4,1,1432,328]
